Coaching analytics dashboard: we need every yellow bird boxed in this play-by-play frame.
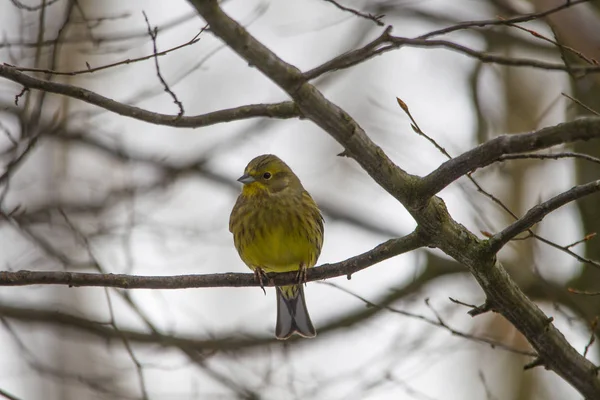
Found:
[229,154,324,339]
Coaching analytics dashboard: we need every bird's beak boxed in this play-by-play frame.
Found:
[237,173,256,184]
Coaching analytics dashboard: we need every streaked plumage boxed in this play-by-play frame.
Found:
[229,154,324,339]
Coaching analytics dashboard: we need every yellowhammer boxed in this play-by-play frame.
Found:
[229,154,324,339]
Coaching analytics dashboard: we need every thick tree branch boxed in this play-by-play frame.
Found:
[0,64,299,127]
[419,118,600,200]
[489,180,600,253]
[0,230,426,288]
[188,1,600,397]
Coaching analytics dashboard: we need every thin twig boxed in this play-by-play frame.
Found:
[478,370,499,400]
[0,134,41,186]
[0,388,23,400]
[534,233,600,269]
[498,152,600,166]
[583,317,598,357]
[9,0,60,12]
[418,0,590,40]
[104,289,149,400]
[325,283,536,356]
[568,288,600,296]
[566,233,597,249]
[142,11,184,117]
[0,11,197,49]
[562,93,600,116]
[322,0,384,26]
[3,26,205,76]
[488,180,600,253]
[501,19,597,66]
[396,97,451,158]
[14,87,28,106]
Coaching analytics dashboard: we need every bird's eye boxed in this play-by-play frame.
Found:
[263,172,272,180]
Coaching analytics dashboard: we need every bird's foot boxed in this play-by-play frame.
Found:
[254,268,268,295]
[296,263,308,286]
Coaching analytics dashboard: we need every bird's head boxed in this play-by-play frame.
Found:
[237,154,302,196]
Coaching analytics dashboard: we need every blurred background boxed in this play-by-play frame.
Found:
[0,0,599,399]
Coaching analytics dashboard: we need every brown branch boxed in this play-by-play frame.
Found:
[498,152,600,166]
[566,233,597,249]
[142,11,185,118]
[0,64,300,127]
[322,0,384,26]
[304,28,600,81]
[584,317,599,358]
[397,98,600,271]
[0,230,426,288]
[396,97,452,158]
[9,0,60,12]
[0,254,464,352]
[562,93,600,116]
[419,118,600,200]
[0,11,197,48]
[304,1,592,80]
[418,0,590,40]
[488,180,600,253]
[384,36,600,72]
[568,289,600,296]
[0,387,22,400]
[0,135,40,186]
[103,290,149,400]
[501,19,596,66]
[3,28,203,76]
[328,282,536,356]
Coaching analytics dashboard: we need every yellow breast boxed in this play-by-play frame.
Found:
[230,190,323,273]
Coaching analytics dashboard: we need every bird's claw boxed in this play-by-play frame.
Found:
[254,268,268,295]
[296,263,308,286]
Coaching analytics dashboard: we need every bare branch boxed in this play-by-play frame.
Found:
[0,134,41,186]
[103,289,149,400]
[501,18,596,66]
[566,233,597,249]
[8,0,60,12]
[584,317,598,358]
[0,64,300,127]
[328,283,536,356]
[498,152,600,166]
[0,230,426,289]
[0,252,465,352]
[304,27,600,80]
[0,11,197,48]
[562,92,600,116]
[142,11,185,118]
[0,387,23,400]
[419,0,591,40]
[3,28,204,76]
[419,118,600,200]
[322,0,384,26]
[488,180,600,253]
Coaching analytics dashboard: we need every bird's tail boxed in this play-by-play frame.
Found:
[275,285,316,340]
